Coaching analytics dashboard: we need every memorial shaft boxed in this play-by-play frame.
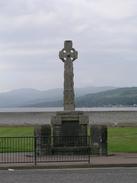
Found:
[59,40,78,111]
[64,56,75,111]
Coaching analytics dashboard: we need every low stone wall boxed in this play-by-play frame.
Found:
[85,110,137,127]
[0,109,137,127]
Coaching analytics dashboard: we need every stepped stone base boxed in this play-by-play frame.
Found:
[34,115,108,156]
[34,125,52,155]
[51,111,89,151]
[90,125,108,156]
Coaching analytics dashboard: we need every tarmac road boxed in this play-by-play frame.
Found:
[1,167,137,183]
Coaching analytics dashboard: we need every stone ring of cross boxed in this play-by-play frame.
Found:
[59,48,78,62]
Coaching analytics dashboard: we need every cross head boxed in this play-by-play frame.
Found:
[59,40,78,62]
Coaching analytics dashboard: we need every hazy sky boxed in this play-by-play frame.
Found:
[0,0,137,92]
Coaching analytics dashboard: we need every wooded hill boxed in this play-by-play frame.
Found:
[76,87,137,107]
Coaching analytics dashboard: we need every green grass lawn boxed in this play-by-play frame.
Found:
[0,127,137,153]
[0,127,34,137]
[108,127,137,153]
[0,127,34,152]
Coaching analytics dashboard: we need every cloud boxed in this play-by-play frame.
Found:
[91,0,137,19]
[0,0,137,91]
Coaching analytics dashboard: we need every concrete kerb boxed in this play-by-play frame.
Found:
[1,164,137,170]
[0,163,92,170]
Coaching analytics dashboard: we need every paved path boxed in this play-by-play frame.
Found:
[1,168,137,183]
[91,153,137,167]
[1,153,137,168]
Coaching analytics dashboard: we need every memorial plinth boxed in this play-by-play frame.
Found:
[51,111,89,146]
[51,41,89,153]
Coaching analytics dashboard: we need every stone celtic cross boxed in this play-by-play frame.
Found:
[59,40,78,111]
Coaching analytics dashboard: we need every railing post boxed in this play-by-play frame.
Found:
[88,147,91,165]
[34,136,37,166]
[88,136,91,165]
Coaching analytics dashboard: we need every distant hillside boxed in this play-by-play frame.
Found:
[76,87,137,107]
[0,86,114,107]
[30,87,137,107]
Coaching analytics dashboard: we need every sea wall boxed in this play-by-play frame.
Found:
[0,109,137,126]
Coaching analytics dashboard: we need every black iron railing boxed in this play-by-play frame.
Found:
[0,136,91,165]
